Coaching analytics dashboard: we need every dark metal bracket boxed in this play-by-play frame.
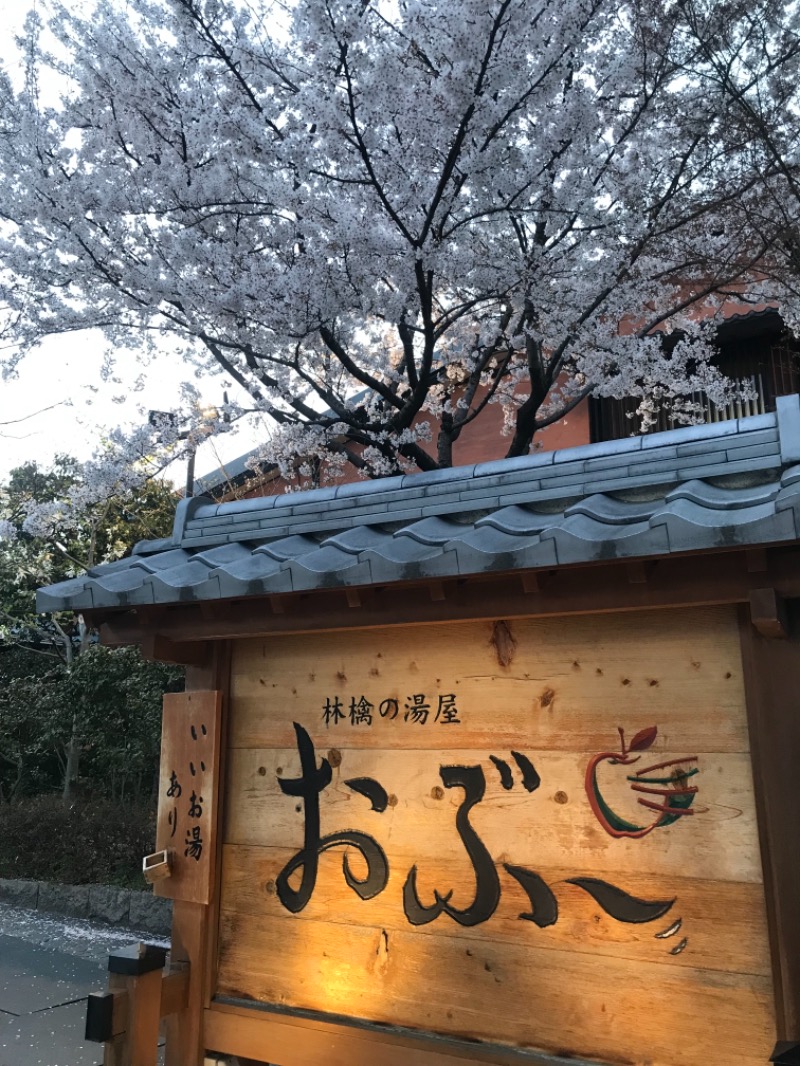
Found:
[771,1042,800,1064]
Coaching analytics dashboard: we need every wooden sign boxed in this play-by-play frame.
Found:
[215,606,774,1066]
[154,690,222,904]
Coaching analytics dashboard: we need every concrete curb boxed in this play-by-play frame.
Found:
[0,878,172,937]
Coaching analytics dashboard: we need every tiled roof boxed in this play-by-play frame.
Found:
[38,396,800,613]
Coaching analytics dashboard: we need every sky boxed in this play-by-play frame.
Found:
[0,1,261,487]
[0,336,258,486]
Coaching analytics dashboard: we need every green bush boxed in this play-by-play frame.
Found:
[0,794,156,888]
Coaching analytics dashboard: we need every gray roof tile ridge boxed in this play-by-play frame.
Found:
[139,407,787,557]
[172,496,217,542]
[36,409,800,614]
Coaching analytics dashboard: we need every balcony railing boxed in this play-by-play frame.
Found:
[589,336,799,443]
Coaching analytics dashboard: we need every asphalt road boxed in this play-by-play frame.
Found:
[0,902,167,1066]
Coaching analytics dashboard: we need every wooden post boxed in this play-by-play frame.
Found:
[163,652,230,1066]
[86,948,189,1065]
[165,901,211,1066]
[749,588,789,639]
[739,602,800,1043]
[91,944,167,1066]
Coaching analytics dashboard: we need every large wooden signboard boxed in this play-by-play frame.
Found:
[216,605,775,1065]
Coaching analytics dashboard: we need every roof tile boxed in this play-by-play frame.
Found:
[36,407,800,612]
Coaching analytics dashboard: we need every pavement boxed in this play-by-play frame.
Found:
[0,902,168,1065]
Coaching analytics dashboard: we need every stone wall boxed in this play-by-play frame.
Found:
[0,878,172,936]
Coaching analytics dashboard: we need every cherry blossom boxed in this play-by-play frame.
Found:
[0,0,794,501]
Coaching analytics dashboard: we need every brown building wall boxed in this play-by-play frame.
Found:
[229,396,592,501]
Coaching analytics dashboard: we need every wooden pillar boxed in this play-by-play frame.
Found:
[110,947,164,1066]
[162,649,230,1066]
[739,600,800,1043]
[164,900,210,1066]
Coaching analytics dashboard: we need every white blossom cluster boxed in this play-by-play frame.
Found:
[0,0,796,508]
[16,398,234,539]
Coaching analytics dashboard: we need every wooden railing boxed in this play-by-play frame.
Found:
[85,943,188,1066]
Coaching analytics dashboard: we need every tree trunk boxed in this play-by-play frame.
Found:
[11,757,23,801]
[506,388,545,458]
[62,713,80,803]
[437,413,454,468]
[52,618,80,803]
[505,310,550,458]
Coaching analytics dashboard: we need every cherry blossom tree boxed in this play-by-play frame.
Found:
[0,0,787,479]
[672,0,800,332]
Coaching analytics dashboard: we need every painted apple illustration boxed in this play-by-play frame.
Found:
[585,726,699,839]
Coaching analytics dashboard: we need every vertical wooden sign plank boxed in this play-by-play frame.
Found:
[154,690,222,905]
